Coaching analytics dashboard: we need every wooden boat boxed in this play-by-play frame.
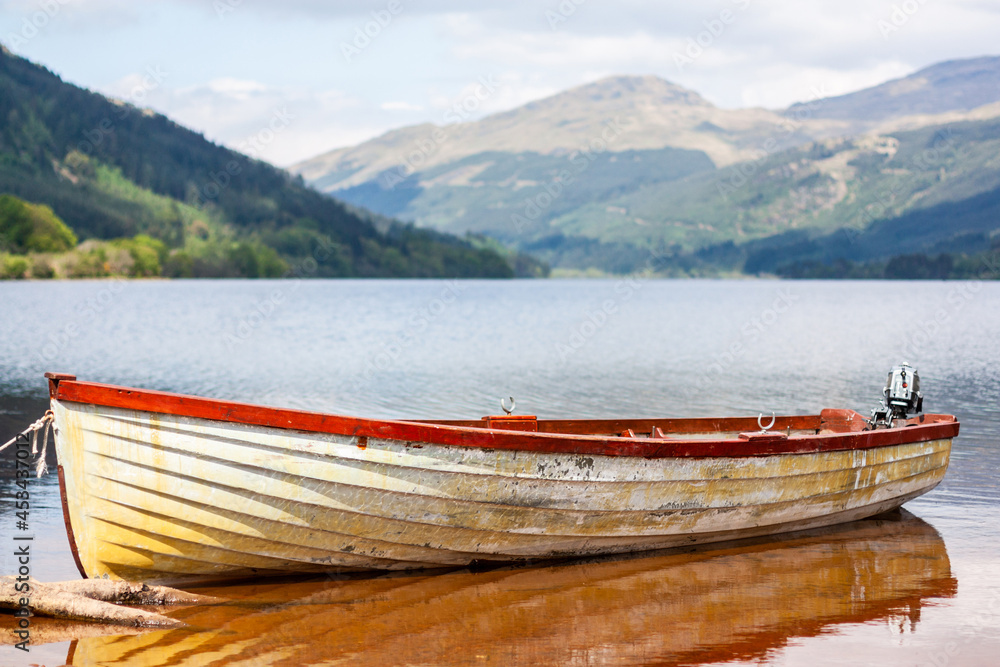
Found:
[44,371,959,584]
[60,512,956,666]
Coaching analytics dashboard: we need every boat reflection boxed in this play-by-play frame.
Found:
[67,510,955,666]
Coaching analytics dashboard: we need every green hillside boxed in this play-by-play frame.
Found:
[574,116,1000,274]
[297,57,1000,276]
[0,45,526,279]
[338,147,715,242]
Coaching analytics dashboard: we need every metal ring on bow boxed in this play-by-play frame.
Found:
[758,411,776,433]
[500,397,515,415]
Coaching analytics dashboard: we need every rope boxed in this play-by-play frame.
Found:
[0,410,55,477]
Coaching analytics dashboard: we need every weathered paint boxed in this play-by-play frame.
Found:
[49,376,958,457]
[50,382,956,583]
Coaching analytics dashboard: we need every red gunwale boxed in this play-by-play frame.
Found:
[47,377,959,459]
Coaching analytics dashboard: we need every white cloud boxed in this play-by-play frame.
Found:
[16,0,1000,164]
[0,0,143,27]
[448,21,672,72]
[381,101,424,111]
[735,61,915,110]
[430,3,1000,109]
[203,77,269,97]
[99,75,371,166]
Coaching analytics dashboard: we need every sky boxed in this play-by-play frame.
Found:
[2,0,999,167]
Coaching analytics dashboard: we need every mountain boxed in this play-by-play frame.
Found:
[292,76,812,269]
[295,75,811,190]
[550,114,1000,253]
[292,57,1000,275]
[787,56,1000,124]
[0,45,524,279]
[618,115,1000,278]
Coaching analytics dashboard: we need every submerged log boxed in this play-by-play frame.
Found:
[0,576,216,628]
[1,616,150,646]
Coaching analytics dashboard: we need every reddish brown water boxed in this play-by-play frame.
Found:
[4,512,988,666]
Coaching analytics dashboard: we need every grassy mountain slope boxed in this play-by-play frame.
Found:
[786,56,1000,123]
[0,45,521,278]
[294,75,812,187]
[561,117,1000,253]
[652,181,1000,279]
[337,147,716,242]
[294,57,1000,274]
[554,119,1000,250]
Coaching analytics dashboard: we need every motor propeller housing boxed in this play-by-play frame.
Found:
[868,363,924,429]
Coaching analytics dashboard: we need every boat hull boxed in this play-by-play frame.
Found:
[51,396,953,584]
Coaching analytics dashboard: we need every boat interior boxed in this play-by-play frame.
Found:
[420,410,952,440]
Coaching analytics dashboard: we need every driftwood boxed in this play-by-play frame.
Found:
[0,576,217,628]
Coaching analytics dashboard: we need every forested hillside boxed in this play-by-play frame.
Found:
[0,45,531,279]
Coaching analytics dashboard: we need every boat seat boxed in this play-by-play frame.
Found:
[483,415,538,432]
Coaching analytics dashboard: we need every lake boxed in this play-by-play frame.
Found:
[2,278,999,665]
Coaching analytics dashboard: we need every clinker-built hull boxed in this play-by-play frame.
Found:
[46,374,958,584]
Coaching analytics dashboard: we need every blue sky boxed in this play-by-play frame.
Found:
[2,0,998,166]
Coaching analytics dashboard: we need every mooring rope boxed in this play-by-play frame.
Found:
[0,410,54,477]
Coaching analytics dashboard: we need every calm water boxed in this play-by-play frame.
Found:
[1,279,999,666]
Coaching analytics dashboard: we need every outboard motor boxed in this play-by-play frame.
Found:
[884,363,922,418]
[868,363,923,429]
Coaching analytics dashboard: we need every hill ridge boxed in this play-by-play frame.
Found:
[0,46,527,278]
[291,54,1000,275]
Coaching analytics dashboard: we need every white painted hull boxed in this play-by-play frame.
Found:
[52,399,952,583]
